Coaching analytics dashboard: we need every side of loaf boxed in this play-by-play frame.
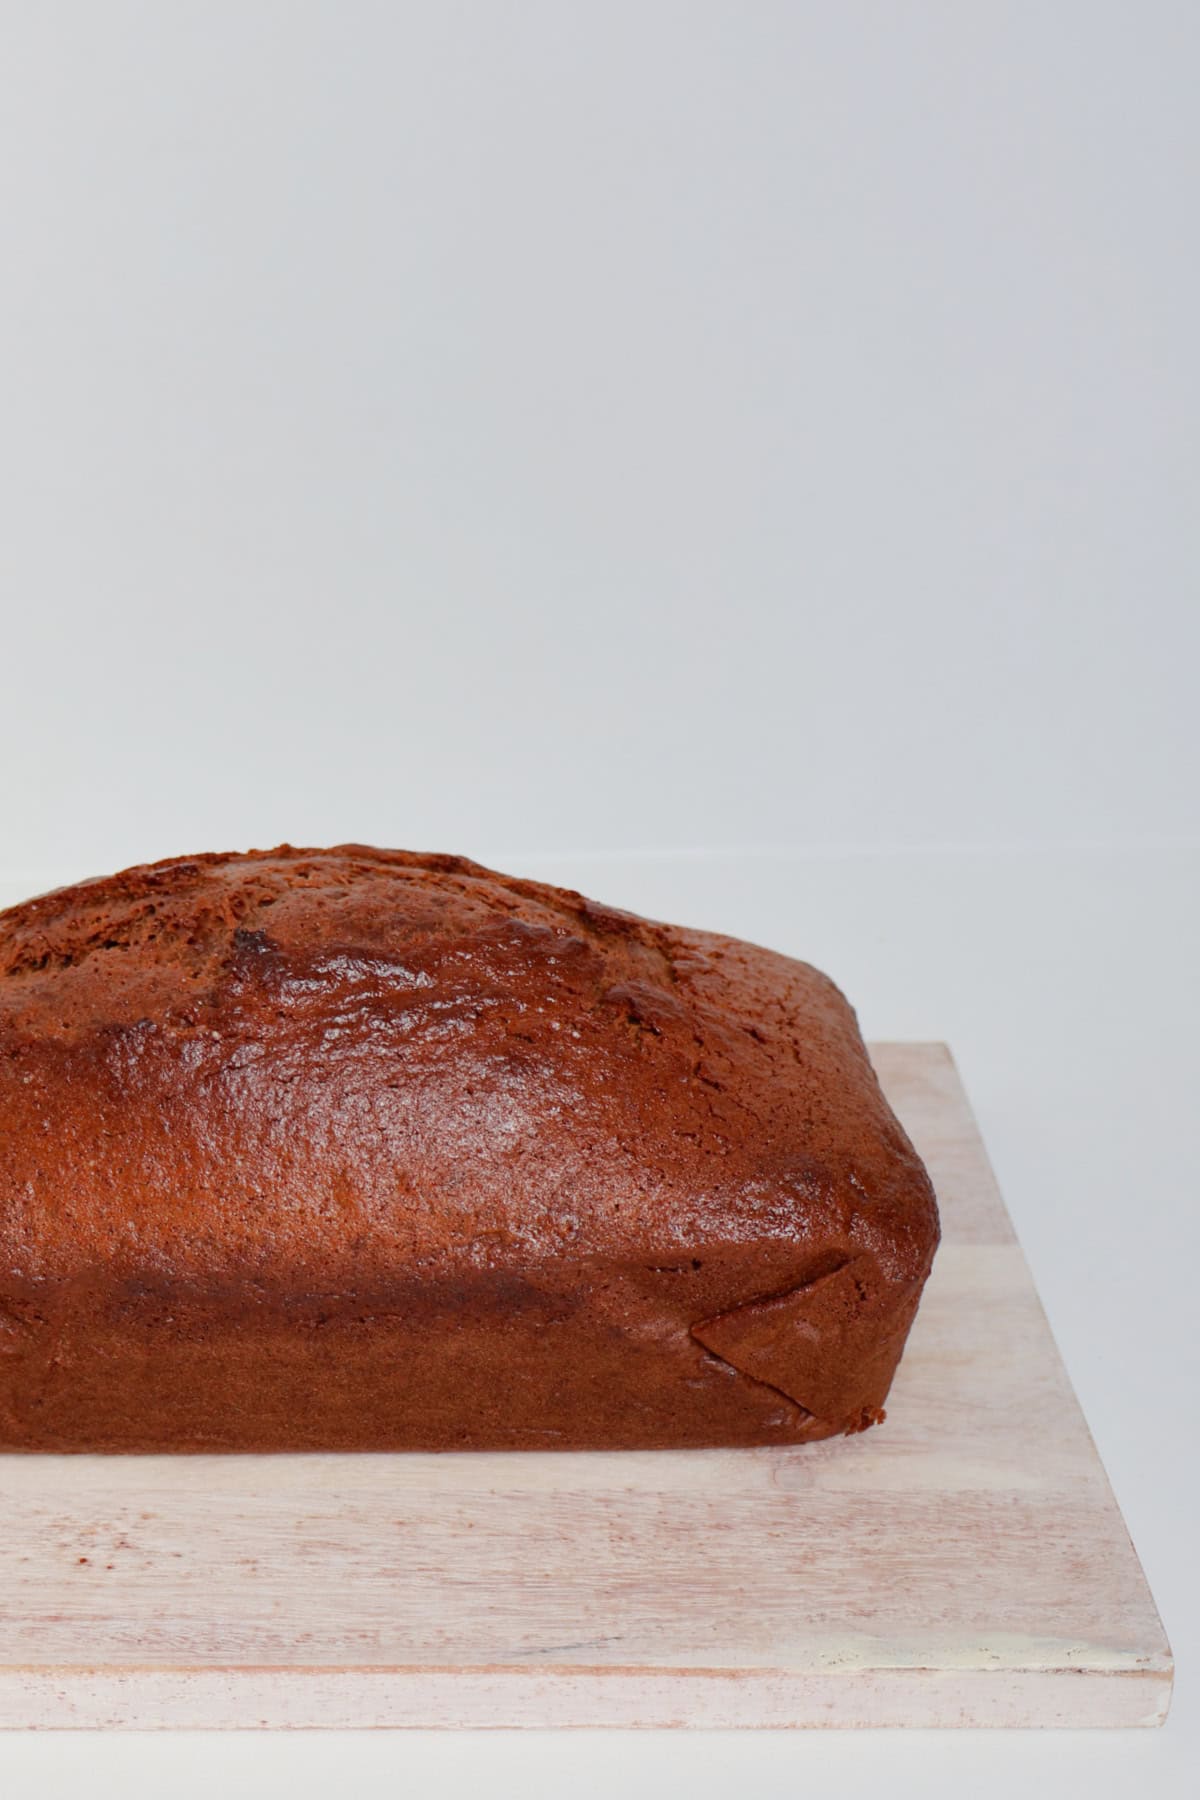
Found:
[0,845,939,1451]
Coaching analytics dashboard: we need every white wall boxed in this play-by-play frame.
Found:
[1,1,1196,887]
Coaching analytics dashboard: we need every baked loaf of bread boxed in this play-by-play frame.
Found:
[0,846,938,1452]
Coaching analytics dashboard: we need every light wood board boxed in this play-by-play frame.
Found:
[0,1044,1172,1729]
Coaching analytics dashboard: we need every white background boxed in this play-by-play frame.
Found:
[0,3,1196,1795]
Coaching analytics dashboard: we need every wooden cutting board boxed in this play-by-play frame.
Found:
[0,1044,1171,1729]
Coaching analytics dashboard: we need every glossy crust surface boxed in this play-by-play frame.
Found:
[0,846,939,1450]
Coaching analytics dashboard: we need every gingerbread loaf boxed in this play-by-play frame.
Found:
[0,846,939,1451]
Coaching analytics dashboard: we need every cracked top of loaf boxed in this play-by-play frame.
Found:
[0,845,941,1449]
[0,845,937,1298]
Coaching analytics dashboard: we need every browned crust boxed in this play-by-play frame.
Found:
[0,845,939,1450]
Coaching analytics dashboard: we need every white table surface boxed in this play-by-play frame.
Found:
[1,844,1194,1797]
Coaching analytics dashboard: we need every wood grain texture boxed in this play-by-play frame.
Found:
[0,1044,1172,1729]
